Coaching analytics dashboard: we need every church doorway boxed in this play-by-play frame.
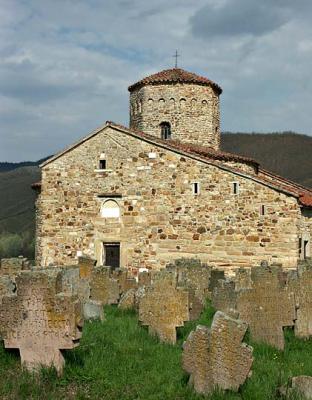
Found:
[103,243,120,269]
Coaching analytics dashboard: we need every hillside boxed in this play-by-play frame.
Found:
[0,132,311,237]
[221,132,312,188]
[0,166,40,234]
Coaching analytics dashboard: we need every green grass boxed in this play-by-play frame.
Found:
[0,304,312,399]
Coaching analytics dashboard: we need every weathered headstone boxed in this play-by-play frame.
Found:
[237,265,296,350]
[174,264,212,303]
[0,270,83,374]
[90,266,120,304]
[118,288,136,310]
[212,279,238,317]
[279,376,312,399]
[289,267,312,338]
[138,271,151,287]
[139,272,189,343]
[208,269,225,294]
[182,311,253,395]
[78,256,96,279]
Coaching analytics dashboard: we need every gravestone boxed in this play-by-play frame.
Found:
[290,267,312,338]
[138,271,151,287]
[139,272,189,343]
[208,269,225,294]
[212,279,238,317]
[0,270,83,374]
[90,266,120,304]
[182,311,253,395]
[118,288,136,310]
[237,265,296,350]
[173,264,212,303]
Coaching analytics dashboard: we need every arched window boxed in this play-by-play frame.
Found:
[101,200,120,218]
[160,122,171,140]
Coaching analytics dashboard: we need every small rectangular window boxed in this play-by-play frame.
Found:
[99,159,106,170]
[260,205,266,216]
[233,182,239,195]
[193,182,200,195]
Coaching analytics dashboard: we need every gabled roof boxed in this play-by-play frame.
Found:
[128,68,222,94]
[38,121,312,208]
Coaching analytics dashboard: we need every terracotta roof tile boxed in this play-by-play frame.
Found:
[128,68,222,94]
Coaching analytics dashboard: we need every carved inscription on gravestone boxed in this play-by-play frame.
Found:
[139,272,189,343]
[0,271,83,374]
[182,311,253,395]
[237,265,296,350]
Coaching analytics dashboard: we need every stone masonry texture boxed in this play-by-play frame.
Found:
[34,68,312,272]
[182,311,253,395]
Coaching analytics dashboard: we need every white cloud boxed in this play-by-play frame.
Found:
[0,0,311,161]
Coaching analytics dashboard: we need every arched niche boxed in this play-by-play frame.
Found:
[101,200,120,218]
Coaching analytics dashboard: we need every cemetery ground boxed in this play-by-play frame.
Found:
[0,304,311,400]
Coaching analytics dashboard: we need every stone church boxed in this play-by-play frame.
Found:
[32,67,312,273]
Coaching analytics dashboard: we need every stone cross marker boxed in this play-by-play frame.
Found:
[139,272,189,343]
[0,270,83,374]
[237,265,296,350]
[182,311,253,395]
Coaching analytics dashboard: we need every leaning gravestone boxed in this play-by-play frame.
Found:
[237,265,296,350]
[139,272,189,343]
[182,311,253,395]
[0,270,83,374]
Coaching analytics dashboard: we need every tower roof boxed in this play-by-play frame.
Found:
[128,67,222,94]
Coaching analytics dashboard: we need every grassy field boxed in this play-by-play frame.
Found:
[0,304,311,400]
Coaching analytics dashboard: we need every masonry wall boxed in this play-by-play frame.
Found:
[130,83,220,150]
[36,126,303,272]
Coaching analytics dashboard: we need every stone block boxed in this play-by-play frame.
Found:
[0,270,83,375]
[139,271,189,343]
[182,311,253,394]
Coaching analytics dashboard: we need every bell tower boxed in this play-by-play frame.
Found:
[128,68,222,150]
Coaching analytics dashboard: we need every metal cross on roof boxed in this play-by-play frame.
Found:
[173,50,180,68]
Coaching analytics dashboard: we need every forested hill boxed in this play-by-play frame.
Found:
[0,156,51,173]
[221,132,312,188]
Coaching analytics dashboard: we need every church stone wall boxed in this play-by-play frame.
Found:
[36,127,303,272]
[130,83,220,150]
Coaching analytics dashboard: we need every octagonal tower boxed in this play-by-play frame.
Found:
[128,68,222,150]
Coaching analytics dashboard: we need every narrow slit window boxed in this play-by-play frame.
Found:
[160,122,171,140]
[260,204,266,216]
[233,182,239,195]
[99,159,106,170]
[193,182,200,195]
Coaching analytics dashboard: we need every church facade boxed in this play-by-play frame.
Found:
[33,68,312,272]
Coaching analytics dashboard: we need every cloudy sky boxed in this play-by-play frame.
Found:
[1,0,312,162]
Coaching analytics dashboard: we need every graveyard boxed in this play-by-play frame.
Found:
[0,257,312,399]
